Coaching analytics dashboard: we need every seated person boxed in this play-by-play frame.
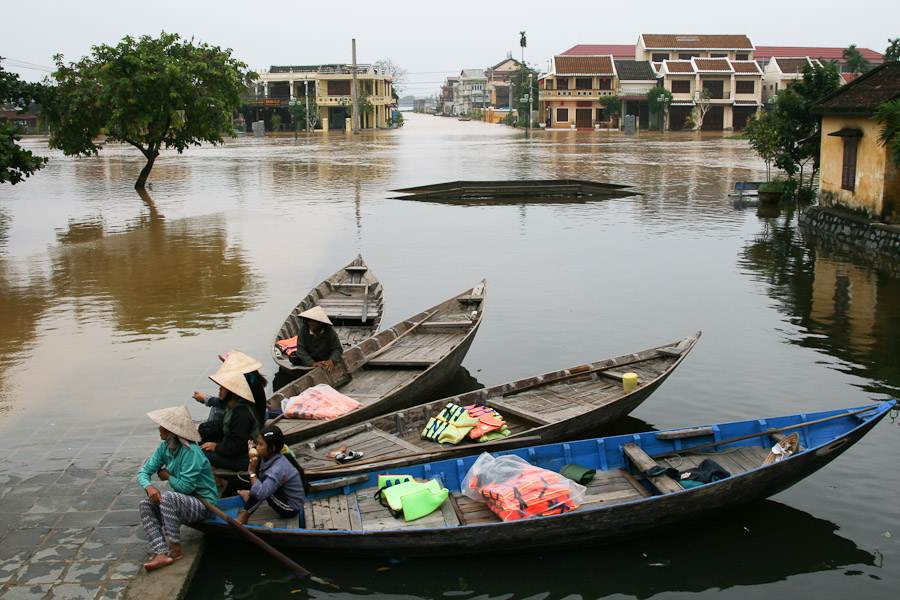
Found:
[137,405,218,571]
[291,306,343,372]
[236,425,310,527]
[194,351,268,429]
[200,367,261,471]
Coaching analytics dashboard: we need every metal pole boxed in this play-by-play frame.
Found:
[351,39,360,134]
[305,79,310,132]
[528,72,533,139]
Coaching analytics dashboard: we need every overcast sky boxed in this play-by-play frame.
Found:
[3,0,897,96]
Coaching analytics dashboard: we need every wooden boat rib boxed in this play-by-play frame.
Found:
[272,255,384,374]
[270,280,486,445]
[294,331,701,480]
[192,400,896,555]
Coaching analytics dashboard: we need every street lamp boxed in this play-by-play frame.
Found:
[657,96,670,132]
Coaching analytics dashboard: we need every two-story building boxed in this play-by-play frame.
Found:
[455,69,489,116]
[440,77,458,115]
[614,60,657,129]
[637,33,754,64]
[485,57,521,109]
[761,57,822,105]
[539,55,619,129]
[657,57,762,130]
[248,64,394,130]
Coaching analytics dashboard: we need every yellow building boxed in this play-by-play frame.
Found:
[248,64,394,130]
[539,55,619,129]
[815,63,900,223]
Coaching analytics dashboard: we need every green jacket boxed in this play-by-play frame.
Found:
[137,441,218,504]
[295,322,343,367]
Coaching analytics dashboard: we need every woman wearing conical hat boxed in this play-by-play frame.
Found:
[199,361,262,471]
[193,350,268,428]
[137,406,217,571]
[290,306,343,373]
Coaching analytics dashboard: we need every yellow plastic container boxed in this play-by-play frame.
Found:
[623,372,638,393]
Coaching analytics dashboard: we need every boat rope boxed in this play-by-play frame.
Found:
[660,446,745,468]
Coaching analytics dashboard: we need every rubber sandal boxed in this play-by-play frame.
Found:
[334,451,364,463]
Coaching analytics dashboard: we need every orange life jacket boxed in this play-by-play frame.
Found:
[282,384,361,420]
[470,465,579,521]
[276,336,298,356]
[463,404,506,439]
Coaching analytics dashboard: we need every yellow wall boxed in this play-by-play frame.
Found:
[819,115,900,222]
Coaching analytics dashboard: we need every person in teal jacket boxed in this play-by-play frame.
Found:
[137,405,218,571]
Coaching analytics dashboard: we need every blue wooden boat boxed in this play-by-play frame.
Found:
[191,401,895,555]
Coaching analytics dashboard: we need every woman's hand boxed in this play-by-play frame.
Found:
[248,456,259,474]
[192,392,205,403]
[146,485,162,504]
[201,442,217,452]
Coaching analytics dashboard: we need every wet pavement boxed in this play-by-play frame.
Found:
[0,417,201,599]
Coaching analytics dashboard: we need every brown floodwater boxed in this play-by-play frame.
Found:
[1,113,898,598]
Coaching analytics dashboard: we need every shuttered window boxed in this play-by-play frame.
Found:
[841,139,858,192]
[556,108,569,123]
[671,80,691,93]
[736,80,755,94]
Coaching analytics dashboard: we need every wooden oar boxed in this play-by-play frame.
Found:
[308,434,543,474]
[649,405,879,459]
[194,495,337,587]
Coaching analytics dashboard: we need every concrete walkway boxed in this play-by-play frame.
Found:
[0,414,204,599]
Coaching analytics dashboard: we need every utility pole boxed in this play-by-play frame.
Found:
[351,39,360,134]
[528,72,533,139]
[304,79,310,132]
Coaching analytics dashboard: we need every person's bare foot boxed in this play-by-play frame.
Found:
[234,510,249,525]
[143,554,174,571]
[169,543,183,560]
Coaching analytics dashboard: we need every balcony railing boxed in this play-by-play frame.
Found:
[539,89,615,99]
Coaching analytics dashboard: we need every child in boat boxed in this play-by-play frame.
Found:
[137,406,218,571]
[236,425,311,527]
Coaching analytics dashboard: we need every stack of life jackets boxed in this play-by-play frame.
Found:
[275,336,298,357]
[421,403,509,445]
[464,454,583,522]
[281,384,361,420]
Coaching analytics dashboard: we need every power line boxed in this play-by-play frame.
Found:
[1,58,54,73]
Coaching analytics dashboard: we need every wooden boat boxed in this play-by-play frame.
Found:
[294,332,701,480]
[192,400,896,555]
[270,280,486,445]
[271,255,385,375]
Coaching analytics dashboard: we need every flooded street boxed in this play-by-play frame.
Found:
[1,113,898,599]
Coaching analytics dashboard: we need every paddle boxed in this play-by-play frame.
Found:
[194,494,337,587]
[649,405,879,459]
[308,434,544,474]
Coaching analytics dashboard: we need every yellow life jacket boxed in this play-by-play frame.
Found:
[421,404,479,444]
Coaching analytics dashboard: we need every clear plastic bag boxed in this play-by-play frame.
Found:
[462,453,586,521]
[280,384,361,419]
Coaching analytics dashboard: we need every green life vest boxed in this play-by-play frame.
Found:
[376,478,449,521]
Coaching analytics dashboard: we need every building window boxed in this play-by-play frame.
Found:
[575,77,592,90]
[598,77,612,90]
[679,53,700,59]
[736,80,755,94]
[841,139,858,192]
[710,53,727,58]
[557,77,570,90]
[671,80,691,93]
[556,107,569,123]
[736,53,749,61]
[652,53,670,62]
[329,80,351,95]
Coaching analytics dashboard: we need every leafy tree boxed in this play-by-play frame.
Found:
[876,99,900,167]
[43,32,252,190]
[694,88,712,130]
[509,64,538,126]
[842,44,871,75]
[598,95,621,114]
[646,86,673,130]
[270,113,282,132]
[289,94,319,131]
[744,110,781,182]
[358,89,374,115]
[0,59,47,185]
[519,31,527,62]
[885,38,900,63]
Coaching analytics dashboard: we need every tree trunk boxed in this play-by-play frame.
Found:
[135,149,159,190]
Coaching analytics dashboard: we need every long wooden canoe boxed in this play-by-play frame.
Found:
[272,255,385,374]
[270,280,486,445]
[294,332,701,480]
[193,400,896,555]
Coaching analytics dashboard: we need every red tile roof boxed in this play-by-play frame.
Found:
[841,73,859,84]
[755,46,882,62]
[772,58,813,74]
[732,60,762,74]
[815,63,900,114]
[560,45,635,59]
[554,55,615,76]
[663,60,695,74]
[693,58,733,72]
[641,34,753,50]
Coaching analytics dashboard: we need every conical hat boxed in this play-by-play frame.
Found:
[217,350,262,374]
[299,306,333,326]
[147,406,201,442]
[209,369,253,402]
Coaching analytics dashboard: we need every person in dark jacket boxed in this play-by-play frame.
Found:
[236,425,311,526]
[194,351,268,434]
[200,365,261,471]
[290,306,343,372]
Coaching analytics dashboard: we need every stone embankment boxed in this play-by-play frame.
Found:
[799,206,900,260]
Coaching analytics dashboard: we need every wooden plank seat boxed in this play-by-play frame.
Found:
[418,321,475,328]
[622,443,683,494]
[364,359,432,368]
[344,266,369,272]
[456,295,483,303]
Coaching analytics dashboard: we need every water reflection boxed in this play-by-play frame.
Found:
[188,501,875,599]
[48,212,260,338]
[739,205,900,396]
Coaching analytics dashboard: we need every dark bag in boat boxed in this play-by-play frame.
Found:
[678,459,730,488]
[198,420,224,444]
